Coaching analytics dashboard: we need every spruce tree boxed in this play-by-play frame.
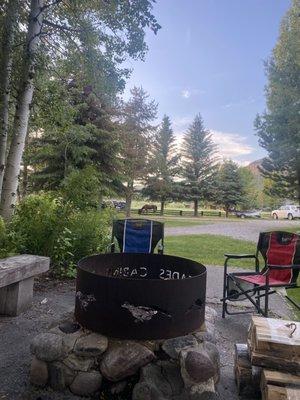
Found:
[216,160,245,217]
[143,115,180,214]
[180,114,217,216]
[255,0,300,203]
[120,87,157,217]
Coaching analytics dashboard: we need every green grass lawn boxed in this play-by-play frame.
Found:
[165,234,300,311]
[277,225,300,233]
[165,234,256,267]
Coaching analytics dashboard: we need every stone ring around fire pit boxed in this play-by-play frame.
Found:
[75,253,207,340]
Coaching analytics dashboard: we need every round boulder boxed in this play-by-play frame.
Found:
[100,342,155,381]
[70,370,102,396]
[74,332,108,357]
[30,357,48,387]
[30,333,65,362]
[181,350,216,384]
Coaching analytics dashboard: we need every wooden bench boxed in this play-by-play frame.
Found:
[0,254,50,316]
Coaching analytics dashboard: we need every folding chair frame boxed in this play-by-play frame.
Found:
[221,253,300,318]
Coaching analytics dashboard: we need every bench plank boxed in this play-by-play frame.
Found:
[0,255,50,288]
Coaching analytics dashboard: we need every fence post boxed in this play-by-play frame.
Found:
[219,211,221,217]
[179,210,183,216]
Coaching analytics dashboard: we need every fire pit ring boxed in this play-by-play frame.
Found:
[75,253,206,340]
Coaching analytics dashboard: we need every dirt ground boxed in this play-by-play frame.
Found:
[0,277,267,400]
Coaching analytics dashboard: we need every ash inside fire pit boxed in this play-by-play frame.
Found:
[75,253,206,340]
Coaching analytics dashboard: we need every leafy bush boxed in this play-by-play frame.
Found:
[61,166,101,210]
[10,193,73,256]
[6,193,113,277]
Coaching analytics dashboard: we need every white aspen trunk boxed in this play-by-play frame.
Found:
[0,0,44,221]
[0,0,19,200]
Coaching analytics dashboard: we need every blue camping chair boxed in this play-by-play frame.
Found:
[109,219,164,254]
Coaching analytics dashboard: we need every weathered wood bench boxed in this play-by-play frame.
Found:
[0,254,50,316]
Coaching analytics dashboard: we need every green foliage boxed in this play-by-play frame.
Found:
[255,0,300,202]
[10,193,73,256]
[216,160,245,215]
[239,167,261,209]
[29,79,120,193]
[143,115,180,210]
[61,166,101,210]
[180,114,217,215]
[5,193,112,277]
[119,86,157,215]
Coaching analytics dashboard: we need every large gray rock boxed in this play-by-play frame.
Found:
[74,332,108,357]
[190,391,221,400]
[132,381,161,400]
[180,349,216,386]
[69,370,102,396]
[162,335,198,360]
[132,361,187,400]
[203,342,220,383]
[100,342,155,381]
[30,333,66,362]
[63,353,95,372]
[48,362,75,390]
[30,357,48,387]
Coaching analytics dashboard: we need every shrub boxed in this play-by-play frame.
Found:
[8,193,114,278]
[61,166,101,210]
[10,193,74,256]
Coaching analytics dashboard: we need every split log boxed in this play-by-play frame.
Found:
[260,369,300,396]
[234,343,260,396]
[263,384,300,400]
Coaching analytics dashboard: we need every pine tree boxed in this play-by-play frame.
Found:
[180,114,217,216]
[120,87,157,217]
[216,160,245,217]
[255,0,300,203]
[28,78,120,194]
[143,115,180,214]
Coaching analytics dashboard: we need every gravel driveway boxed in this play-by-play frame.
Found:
[165,219,300,242]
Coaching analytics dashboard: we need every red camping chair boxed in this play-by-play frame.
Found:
[221,231,300,318]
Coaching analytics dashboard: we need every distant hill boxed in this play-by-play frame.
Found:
[246,158,264,177]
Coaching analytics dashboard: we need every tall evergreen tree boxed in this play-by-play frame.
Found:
[120,87,157,217]
[254,0,300,203]
[143,115,180,214]
[180,114,216,216]
[28,78,120,194]
[216,160,245,217]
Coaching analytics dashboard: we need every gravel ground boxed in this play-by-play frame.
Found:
[165,219,300,242]
[0,265,294,400]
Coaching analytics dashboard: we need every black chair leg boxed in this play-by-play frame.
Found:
[264,287,269,317]
[222,264,228,318]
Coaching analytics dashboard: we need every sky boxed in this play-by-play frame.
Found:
[123,0,290,165]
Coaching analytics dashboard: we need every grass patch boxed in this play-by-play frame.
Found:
[165,234,256,267]
[276,225,300,234]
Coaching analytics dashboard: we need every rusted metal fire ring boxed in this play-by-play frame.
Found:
[75,253,206,340]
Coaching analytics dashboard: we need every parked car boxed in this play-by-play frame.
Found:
[271,205,300,220]
[235,210,261,219]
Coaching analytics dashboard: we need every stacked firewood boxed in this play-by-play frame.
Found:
[234,316,300,399]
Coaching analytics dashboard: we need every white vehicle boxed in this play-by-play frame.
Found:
[271,205,300,220]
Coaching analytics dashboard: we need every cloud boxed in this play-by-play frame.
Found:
[181,88,206,99]
[222,97,256,109]
[210,130,254,158]
[181,89,191,99]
